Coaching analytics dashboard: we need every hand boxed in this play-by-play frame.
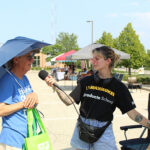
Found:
[45,76,56,87]
[146,144,150,150]
[23,92,39,109]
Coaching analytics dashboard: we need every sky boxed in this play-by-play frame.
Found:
[0,0,150,50]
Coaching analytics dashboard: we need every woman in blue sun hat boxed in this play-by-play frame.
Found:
[0,51,39,150]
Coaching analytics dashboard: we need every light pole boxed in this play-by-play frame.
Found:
[86,20,94,44]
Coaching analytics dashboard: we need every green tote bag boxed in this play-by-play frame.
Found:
[24,108,52,150]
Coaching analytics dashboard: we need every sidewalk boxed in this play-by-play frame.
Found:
[26,71,150,150]
[0,70,150,150]
[123,81,150,92]
[142,84,150,91]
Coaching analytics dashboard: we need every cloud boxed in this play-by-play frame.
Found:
[107,13,119,18]
[137,31,150,49]
[107,12,150,49]
[137,31,147,37]
[107,12,150,22]
[122,12,150,25]
[134,12,150,19]
[122,12,150,17]
[129,2,140,6]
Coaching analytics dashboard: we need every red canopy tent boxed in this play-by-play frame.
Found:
[56,50,76,61]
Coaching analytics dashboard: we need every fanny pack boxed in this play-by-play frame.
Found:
[77,116,111,143]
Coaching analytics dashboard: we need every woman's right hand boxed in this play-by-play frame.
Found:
[23,92,39,109]
[45,76,56,87]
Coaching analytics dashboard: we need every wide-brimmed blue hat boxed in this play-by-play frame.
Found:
[0,36,51,78]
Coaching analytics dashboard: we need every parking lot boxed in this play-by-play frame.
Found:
[0,70,150,150]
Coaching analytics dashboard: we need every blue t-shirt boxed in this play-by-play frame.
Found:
[0,72,33,148]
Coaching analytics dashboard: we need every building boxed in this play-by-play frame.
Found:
[33,52,65,68]
[33,52,46,68]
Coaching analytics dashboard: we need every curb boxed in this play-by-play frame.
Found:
[141,87,150,92]
[123,82,150,92]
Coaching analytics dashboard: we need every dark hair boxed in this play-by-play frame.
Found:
[92,46,120,69]
[5,59,13,70]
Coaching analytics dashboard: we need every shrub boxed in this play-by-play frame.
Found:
[137,77,150,84]
[31,67,42,70]
[113,72,150,84]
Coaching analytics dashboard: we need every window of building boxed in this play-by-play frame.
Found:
[32,56,40,67]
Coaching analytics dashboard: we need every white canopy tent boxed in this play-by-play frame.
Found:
[66,43,130,60]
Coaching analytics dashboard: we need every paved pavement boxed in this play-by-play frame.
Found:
[0,70,150,150]
[123,81,150,92]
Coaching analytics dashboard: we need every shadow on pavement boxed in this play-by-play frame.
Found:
[62,148,74,150]
[60,85,76,91]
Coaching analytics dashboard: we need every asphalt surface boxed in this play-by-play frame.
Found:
[0,70,150,150]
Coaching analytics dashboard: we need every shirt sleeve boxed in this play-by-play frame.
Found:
[115,83,136,114]
[69,83,82,104]
[0,76,13,104]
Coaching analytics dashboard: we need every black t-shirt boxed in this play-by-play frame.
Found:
[70,75,136,122]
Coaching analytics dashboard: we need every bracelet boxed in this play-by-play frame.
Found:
[52,86,56,92]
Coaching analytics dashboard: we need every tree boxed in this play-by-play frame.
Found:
[42,44,64,61]
[116,23,147,69]
[42,32,79,62]
[56,32,79,52]
[113,37,120,48]
[144,50,150,68]
[147,50,150,56]
[96,31,114,47]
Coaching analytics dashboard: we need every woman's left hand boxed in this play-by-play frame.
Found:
[23,92,39,109]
